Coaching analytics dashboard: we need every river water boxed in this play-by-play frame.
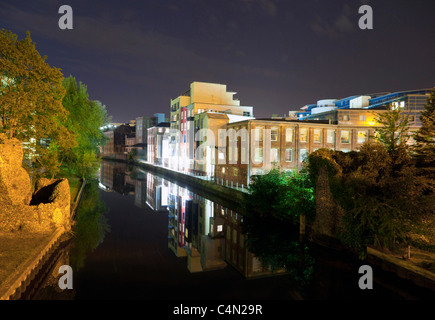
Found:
[25,160,435,300]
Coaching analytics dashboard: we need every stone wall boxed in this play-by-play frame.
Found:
[311,166,345,243]
[0,135,71,232]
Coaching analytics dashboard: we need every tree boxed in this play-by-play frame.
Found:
[0,29,75,179]
[244,168,315,225]
[61,76,110,178]
[307,142,432,259]
[374,102,412,176]
[412,87,435,179]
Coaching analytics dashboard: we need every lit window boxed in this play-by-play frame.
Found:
[300,148,308,162]
[300,128,308,142]
[285,148,293,162]
[270,148,279,162]
[271,127,279,141]
[254,127,264,141]
[233,168,239,176]
[313,129,321,143]
[341,130,350,144]
[357,131,367,144]
[217,225,223,232]
[254,148,263,163]
[241,146,246,163]
[327,130,335,144]
[285,128,293,142]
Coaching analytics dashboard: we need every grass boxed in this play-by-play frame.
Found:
[68,176,81,204]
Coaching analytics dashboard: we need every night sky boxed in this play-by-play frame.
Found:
[1,0,434,123]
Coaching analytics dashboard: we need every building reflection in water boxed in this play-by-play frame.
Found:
[99,160,286,279]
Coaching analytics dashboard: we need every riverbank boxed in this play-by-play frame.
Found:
[108,157,435,293]
[0,177,86,300]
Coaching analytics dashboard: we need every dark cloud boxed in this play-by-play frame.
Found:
[1,0,434,122]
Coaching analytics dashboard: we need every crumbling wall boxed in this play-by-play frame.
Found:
[0,135,71,232]
[311,166,345,240]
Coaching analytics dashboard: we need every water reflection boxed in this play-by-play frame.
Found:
[99,160,311,282]
[24,160,435,299]
[70,180,110,271]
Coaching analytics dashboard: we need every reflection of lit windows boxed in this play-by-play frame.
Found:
[254,148,263,163]
[357,131,367,144]
[271,127,279,141]
[313,129,321,143]
[341,130,350,144]
[285,148,293,162]
[285,128,293,142]
[300,128,308,142]
[217,225,223,232]
[327,130,335,144]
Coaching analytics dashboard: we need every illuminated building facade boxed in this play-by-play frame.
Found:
[169,81,254,173]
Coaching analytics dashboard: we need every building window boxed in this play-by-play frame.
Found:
[300,128,308,142]
[341,130,350,144]
[233,168,239,176]
[254,127,264,141]
[360,114,366,121]
[357,131,367,144]
[342,115,349,121]
[241,126,247,141]
[285,148,293,162]
[270,148,279,163]
[327,130,335,144]
[254,148,263,163]
[271,127,279,141]
[241,146,247,163]
[243,111,251,116]
[217,225,223,232]
[313,129,321,143]
[285,128,293,142]
[300,148,308,162]
[222,167,225,174]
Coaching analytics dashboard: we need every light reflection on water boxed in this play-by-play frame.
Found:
[25,160,435,300]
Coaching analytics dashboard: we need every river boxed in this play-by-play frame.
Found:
[23,160,435,300]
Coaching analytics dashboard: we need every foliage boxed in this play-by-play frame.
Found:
[69,179,110,271]
[127,148,138,163]
[0,29,75,179]
[375,103,411,154]
[242,168,315,283]
[412,87,435,179]
[61,76,111,178]
[307,140,433,258]
[244,168,315,224]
